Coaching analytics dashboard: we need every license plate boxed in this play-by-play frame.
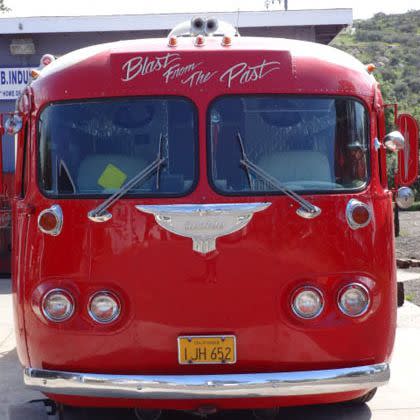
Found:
[178,335,236,365]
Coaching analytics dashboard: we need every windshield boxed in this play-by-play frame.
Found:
[208,96,369,194]
[38,97,197,197]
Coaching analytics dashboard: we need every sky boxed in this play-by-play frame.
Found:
[1,0,419,19]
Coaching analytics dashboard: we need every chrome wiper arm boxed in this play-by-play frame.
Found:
[236,132,321,219]
[236,131,253,189]
[88,134,166,223]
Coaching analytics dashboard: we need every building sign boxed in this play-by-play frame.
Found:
[0,67,32,100]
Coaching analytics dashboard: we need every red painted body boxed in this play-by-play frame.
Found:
[9,36,400,410]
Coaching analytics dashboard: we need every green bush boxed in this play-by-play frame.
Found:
[406,202,420,212]
[331,10,420,125]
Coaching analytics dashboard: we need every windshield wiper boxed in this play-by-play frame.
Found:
[236,132,321,219]
[88,134,166,223]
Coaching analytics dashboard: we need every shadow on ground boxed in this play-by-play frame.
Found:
[0,347,372,420]
[22,402,371,420]
[0,348,46,420]
[0,278,11,294]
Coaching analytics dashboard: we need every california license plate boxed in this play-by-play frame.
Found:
[178,335,236,365]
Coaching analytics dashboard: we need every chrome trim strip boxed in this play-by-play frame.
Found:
[135,202,271,254]
[87,209,112,223]
[24,363,389,399]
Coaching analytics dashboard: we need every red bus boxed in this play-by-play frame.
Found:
[0,18,418,419]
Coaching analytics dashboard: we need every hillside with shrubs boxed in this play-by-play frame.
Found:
[332,10,420,205]
[332,10,419,125]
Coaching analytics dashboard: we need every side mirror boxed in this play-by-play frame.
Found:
[384,131,405,152]
[395,186,415,209]
[397,114,419,186]
[4,114,23,135]
[0,113,24,195]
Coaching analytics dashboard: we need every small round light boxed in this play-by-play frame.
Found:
[346,199,371,230]
[352,205,370,225]
[39,212,58,231]
[42,289,75,322]
[292,287,324,319]
[338,283,370,317]
[38,205,63,236]
[88,291,121,324]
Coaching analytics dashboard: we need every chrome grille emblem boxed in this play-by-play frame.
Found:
[135,203,271,254]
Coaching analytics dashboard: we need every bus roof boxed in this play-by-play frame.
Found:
[31,36,376,107]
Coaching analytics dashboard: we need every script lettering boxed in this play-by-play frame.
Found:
[219,60,281,88]
[181,69,218,88]
[162,62,202,84]
[122,53,181,81]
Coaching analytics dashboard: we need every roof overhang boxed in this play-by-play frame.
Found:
[0,9,352,35]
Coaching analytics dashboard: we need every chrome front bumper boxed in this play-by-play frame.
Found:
[24,363,389,400]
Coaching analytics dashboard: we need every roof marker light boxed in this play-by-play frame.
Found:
[195,35,205,47]
[168,36,178,48]
[221,35,232,47]
[31,69,40,80]
[366,63,376,74]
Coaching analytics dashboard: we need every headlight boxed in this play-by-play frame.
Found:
[88,291,121,324]
[42,289,75,322]
[338,283,370,317]
[291,287,324,319]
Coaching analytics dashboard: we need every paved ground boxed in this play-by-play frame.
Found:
[396,211,420,261]
[1,278,420,420]
[395,211,420,306]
